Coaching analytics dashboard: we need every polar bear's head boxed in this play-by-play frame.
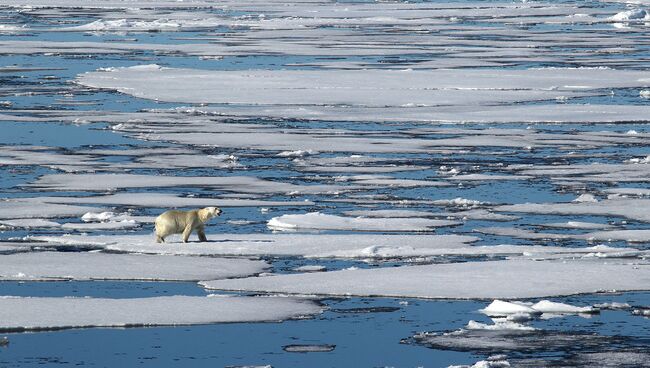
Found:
[198,207,222,223]
[205,207,222,217]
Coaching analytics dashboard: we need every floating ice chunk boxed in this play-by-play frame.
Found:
[585,229,650,243]
[61,220,140,231]
[447,174,532,181]
[641,90,650,99]
[573,193,598,203]
[0,252,268,281]
[594,302,631,310]
[531,300,597,314]
[0,295,321,332]
[449,356,511,368]
[277,150,316,157]
[632,308,650,316]
[466,320,537,332]
[81,211,116,222]
[202,259,650,299]
[293,265,326,272]
[610,8,649,21]
[267,212,460,232]
[496,198,650,223]
[540,221,614,230]
[63,18,206,32]
[627,155,650,164]
[480,300,538,316]
[433,198,485,207]
[283,344,336,353]
[413,328,621,355]
[0,219,61,229]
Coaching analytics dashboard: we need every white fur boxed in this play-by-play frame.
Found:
[154,207,222,243]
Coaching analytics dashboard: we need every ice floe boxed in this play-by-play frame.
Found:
[610,8,649,21]
[77,66,650,108]
[0,218,61,229]
[29,233,480,258]
[495,198,650,223]
[0,295,322,332]
[28,193,313,209]
[267,212,460,232]
[202,258,650,299]
[0,252,268,281]
[0,199,105,220]
[28,173,347,194]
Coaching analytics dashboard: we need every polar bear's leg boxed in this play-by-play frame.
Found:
[156,234,165,243]
[197,226,207,242]
[182,224,193,243]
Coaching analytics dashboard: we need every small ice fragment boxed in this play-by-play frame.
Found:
[594,302,631,310]
[640,90,650,99]
[260,208,270,214]
[283,344,336,353]
[0,337,8,346]
[465,320,537,331]
[573,193,598,203]
[626,130,638,135]
[293,265,326,272]
[480,300,538,316]
[81,212,115,222]
[632,308,650,317]
[610,9,648,22]
[277,150,316,157]
[531,300,597,314]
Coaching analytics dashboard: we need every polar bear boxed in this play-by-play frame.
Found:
[154,207,222,243]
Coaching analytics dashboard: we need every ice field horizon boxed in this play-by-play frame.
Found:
[1,0,650,366]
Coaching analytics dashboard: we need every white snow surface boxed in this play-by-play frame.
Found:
[0,252,268,281]
[28,173,346,194]
[0,295,322,332]
[0,218,61,229]
[481,299,595,316]
[0,199,105,220]
[480,300,538,316]
[77,66,650,108]
[201,259,650,299]
[267,212,460,232]
[29,233,481,258]
[530,300,596,314]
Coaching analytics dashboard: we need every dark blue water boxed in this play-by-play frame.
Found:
[1,0,650,366]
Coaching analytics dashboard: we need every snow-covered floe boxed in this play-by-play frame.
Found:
[201,259,650,299]
[29,234,480,258]
[496,198,650,223]
[0,199,105,220]
[413,327,622,355]
[77,66,650,108]
[28,173,347,194]
[539,221,615,230]
[481,299,596,317]
[0,252,268,281]
[466,320,537,332]
[267,212,460,232]
[0,218,61,229]
[29,193,313,209]
[0,295,322,332]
